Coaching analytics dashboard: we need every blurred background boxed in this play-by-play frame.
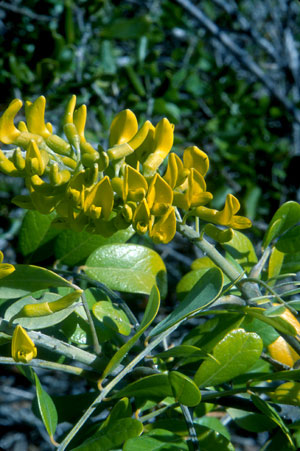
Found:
[0,1,300,449]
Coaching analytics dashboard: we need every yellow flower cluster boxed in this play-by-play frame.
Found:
[0,96,251,243]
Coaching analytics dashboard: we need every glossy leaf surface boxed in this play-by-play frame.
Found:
[84,244,167,297]
[194,329,263,387]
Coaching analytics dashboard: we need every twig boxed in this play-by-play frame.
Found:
[0,1,53,21]
[174,0,300,125]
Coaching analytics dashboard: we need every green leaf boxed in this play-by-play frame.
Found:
[92,301,131,336]
[222,230,257,273]
[227,408,276,432]
[194,416,231,440]
[124,429,189,450]
[247,368,300,383]
[54,227,134,266]
[114,374,172,401]
[19,210,59,256]
[251,394,295,448]
[270,381,300,406]
[5,292,78,329]
[282,251,300,273]
[242,317,279,347]
[99,398,132,432]
[34,372,58,440]
[268,247,285,282]
[276,226,300,254]
[73,418,143,451]
[168,371,201,407]
[155,345,211,361]
[176,268,229,300]
[149,268,223,338]
[183,314,245,352]
[245,307,297,336]
[102,284,160,378]
[263,201,300,248]
[101,16,151,40]
[194,329,263,387]
[0,265,72,299]
[84,244,167,297]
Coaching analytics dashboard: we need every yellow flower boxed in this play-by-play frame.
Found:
[132,198,151,235]
[122,164,148,203]
[143,118,174,176]
[183,146,209,176]
[194,194,252,229]
[149,206,176,244]
[173,168,213,210]
[109,109,138,147]
[0,251,15,279]
[11,325,37,363]
[147,173,173,215]
[84,176,114,220]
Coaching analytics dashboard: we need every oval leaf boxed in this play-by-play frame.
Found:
[84,244,167,297]
[194,328,263,387]
[0,265,72,299]
[73,417,143,451]
[222,230,257,273]
[263,201,300,248]
[114,374,172,401]
[168,371,201,407]
[149,268,223,338]
[55,227,134,266]
[92,301,131,336]
[275,225,300,254]
[19,210,59,256]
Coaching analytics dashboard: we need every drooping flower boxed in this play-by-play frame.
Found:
[11,325,37,363]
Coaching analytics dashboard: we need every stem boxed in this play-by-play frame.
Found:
[178,223,260,301]
[180,404,200,451]
[80,290,101,355]
[57,322,180,451]
[0,318,103,371]
[0,356,98,380]
[56,269,140,330]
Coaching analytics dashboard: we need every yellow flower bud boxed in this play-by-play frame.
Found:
[0,98,22,144]
[14,290,82,319]
[25,140,45,176]
[12,148,26,171]
[0,150,20,176]
[11,325,37,363]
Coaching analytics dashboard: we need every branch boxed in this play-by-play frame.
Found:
[0,1,53,21]
[0,318,104,371]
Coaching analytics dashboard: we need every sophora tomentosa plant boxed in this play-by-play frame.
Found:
[0,95,300,451]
